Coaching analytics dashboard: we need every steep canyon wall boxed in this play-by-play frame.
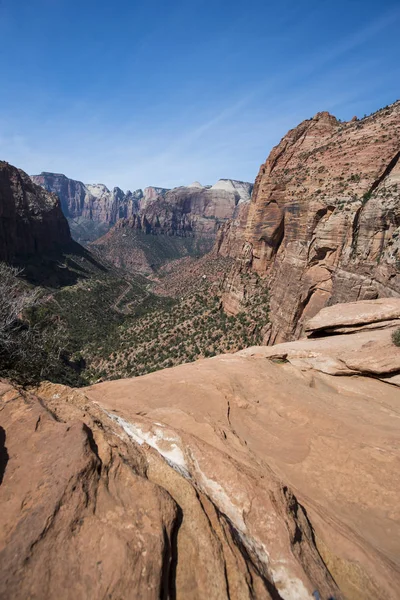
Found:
[219,102,400,342]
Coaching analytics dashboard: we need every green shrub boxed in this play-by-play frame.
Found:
[392,328,400,347]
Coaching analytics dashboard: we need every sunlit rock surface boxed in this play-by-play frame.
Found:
[1,299,399,599]
[219,102,400,342]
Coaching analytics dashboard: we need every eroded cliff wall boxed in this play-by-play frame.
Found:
[31,172,143,223]
[220,101,400,342]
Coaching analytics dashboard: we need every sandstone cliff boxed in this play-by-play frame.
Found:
[128,180,251,239]
[31,172,145,222]
[90,179,253,274]
[32,172,253,251]
[1,298,399,599]
[30,172,144,242]
[0,162,71,262]
[219,101,400,343]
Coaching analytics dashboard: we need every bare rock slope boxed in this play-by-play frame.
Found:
[1,299,399,599]
[219,101,400,342]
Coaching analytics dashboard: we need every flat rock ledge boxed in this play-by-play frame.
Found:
[242,298,400,382]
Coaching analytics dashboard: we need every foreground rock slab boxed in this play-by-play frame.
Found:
[1,326,399,599]
[85,351,400,600]
[0,377,339,600]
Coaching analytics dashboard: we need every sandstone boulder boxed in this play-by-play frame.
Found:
[242,298,400,380]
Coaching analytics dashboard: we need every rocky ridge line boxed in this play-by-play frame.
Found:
[31,172,253,245]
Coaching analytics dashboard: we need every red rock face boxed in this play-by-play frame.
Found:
[220,102,400,342]
[139,186,240,236]
[0,162,71,262]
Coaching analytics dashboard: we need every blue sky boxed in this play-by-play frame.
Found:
[1,0,399,190]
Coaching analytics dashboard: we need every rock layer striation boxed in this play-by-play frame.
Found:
[32,172,253,248]
[219,102,400,342]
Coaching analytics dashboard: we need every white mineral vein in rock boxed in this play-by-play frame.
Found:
[105,410,312,600]
[105,411,189,476]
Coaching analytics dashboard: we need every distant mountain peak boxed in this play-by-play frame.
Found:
[188,181,204,188]
[211,179,253,203]
[30,172,253,245]
[86,183,110,197]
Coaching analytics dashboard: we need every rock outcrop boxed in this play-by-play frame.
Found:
[0,381,179,600]
[1,299,399,599]
[304,296,400,336]
[243,297,400,382]
[0,161,71,262]
[219,101,400,342]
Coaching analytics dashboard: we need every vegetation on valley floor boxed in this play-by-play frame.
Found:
[0,255,269,387]
[89,274,269,381]
[90,225,216,275]
[0,263,80,386]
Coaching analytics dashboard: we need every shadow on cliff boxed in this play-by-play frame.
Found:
[161,504,183,600]
[14,241,108,288]
[0,427,9,486]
